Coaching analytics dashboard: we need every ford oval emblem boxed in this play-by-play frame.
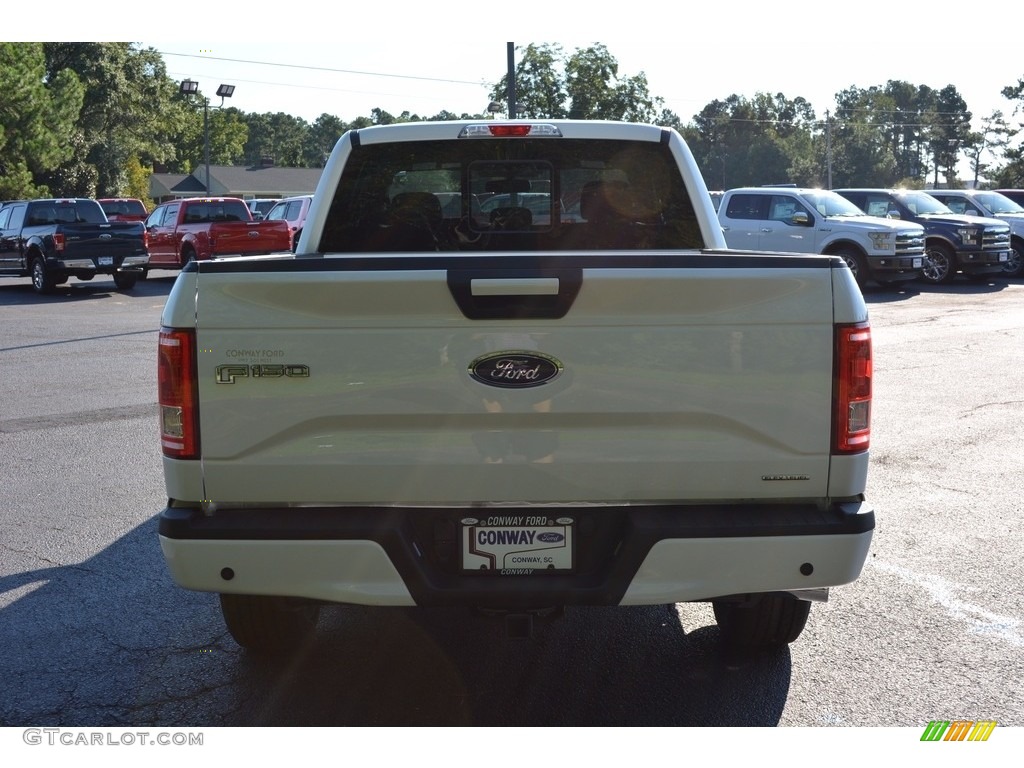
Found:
[468,351,562,389]
[536,532,565,543]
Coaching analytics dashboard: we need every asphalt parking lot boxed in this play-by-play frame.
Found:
[0,271,1021,728]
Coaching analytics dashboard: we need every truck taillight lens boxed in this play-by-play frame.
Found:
[158,327,199,459]
[53,233,65,252]
[834,322,872,453]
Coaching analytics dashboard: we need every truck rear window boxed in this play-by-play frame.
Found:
[182,201,251,223]
[27,201,107,226]
[100,199,148,217]
[319,138,703,252]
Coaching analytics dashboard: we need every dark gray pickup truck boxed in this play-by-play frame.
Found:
[0,198,150,294]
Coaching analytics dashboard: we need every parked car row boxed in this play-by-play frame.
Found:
[715,186,1024,287]
[0,197,149,293]
[833,189,1013,283]
[0,193,313,294]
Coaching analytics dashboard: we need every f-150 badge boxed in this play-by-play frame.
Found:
[469,351,562,389]
[215,364,310,384]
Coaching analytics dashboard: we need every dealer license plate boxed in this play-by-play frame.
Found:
[913,257,923,268]
[998,252,1009,262]
[98,257,113,266]
[461,516,573,573]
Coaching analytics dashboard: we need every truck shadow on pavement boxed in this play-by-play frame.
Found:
[863,277,1011,304]
[229,602,794,726]
[0,515,793,728]
[0,274,175,306]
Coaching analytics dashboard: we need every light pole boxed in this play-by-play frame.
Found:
[179,79,235,195]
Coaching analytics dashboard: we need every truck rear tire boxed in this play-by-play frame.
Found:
[712,593,811,651]
[113,272,138,290]
[219,594,320,653]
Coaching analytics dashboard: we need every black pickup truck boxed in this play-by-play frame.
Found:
[835,188,1012,284]
[0,198,150,294]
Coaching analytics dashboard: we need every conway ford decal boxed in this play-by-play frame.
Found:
[468,351,562,389]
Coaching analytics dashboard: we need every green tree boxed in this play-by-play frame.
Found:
[965,110,1015,187]
[881,80,934,182]
[924,85,971,187]
[124,155,155,207]
[303,113,349,167]
[241,112,306,166]
[40,42,188,196]
[565,44,660,121]
[685,93,816,187]
[489,43,661,122]
[370,108,397,126]
[991,79,1024,186]
[491,43,568,119]
[0,42,83,198]
[831,86,900,186]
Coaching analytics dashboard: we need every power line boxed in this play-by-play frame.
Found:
[156,50,486,87]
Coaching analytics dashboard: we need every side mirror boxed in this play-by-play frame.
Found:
[792,211,810,226]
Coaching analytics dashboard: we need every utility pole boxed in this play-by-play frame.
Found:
[506,42,517,119]
[825,110,833,189]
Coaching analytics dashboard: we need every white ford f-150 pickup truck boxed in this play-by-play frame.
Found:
[157,120,874,654]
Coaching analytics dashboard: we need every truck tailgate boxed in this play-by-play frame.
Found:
[209,221,290,255]
[180,256,837,505]
[64,222,146,257]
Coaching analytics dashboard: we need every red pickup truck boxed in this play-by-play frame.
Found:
[143,197,291,271]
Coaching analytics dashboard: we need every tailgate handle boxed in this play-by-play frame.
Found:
[470,277,560,296]
[448,269,582,319]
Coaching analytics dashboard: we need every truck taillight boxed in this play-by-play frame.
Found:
[834,322,872,453]
[158,327,199,459]
[53,233,65,252]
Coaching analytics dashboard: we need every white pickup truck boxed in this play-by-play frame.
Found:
[157,120,875,654]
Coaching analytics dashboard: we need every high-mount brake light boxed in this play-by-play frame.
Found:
[834,322,872,453]
[459,124,562,138]
[158,327,199,459]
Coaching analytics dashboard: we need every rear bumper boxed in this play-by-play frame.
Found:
[56,254,149,274]
[158,500,874,608]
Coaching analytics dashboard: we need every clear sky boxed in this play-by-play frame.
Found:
[32,1,1004,133]
[142,35,1023,132]
[21,4,1024,172]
